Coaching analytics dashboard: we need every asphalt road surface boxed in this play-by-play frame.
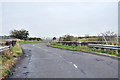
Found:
[10,43,118,78]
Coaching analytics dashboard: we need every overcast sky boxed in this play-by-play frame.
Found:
[1,1,118,38]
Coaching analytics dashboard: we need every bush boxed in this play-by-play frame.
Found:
[2,57,7,64]
[4,69,10,74]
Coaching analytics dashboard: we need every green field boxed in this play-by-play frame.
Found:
[17,40,43,44]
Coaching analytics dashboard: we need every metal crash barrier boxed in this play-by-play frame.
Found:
[88,44,120,54]
[0,46,10,53]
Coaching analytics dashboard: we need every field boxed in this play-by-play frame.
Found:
[77,37,98,41]
[17,40,43,44]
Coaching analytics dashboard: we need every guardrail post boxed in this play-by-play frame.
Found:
[115,50,118,54]
[104,49,106,51]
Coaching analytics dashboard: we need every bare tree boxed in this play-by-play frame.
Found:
[98,31,117,44]
[85,34,90,38]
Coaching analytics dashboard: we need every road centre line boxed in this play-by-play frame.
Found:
[73,64,78,69]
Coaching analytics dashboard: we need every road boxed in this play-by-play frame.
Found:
[10,43,118,78]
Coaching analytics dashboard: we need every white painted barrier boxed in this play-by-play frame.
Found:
[0,46,10,52]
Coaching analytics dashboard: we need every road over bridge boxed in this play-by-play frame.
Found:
[10,43,118,78]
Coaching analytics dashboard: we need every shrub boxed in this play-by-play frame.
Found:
[4,69,10,74]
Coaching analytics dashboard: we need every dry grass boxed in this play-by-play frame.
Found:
[0,43,22,79]
[77,38,98,41]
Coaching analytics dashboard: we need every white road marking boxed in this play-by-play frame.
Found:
[33,45,35,46]
[73,64,78,69]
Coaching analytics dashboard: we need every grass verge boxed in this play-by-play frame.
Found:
[0,40,43,79]
[0,43,22,79]
[47,42,120,57]
[17,40,43,45]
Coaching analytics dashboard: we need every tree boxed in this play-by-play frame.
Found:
[59,37,63,41]
[98,31,117,44]
[28,37,42,41]
[62,35,74,41]
[52,37,56,40]
[78,37,82,39]
[10,29,29,40]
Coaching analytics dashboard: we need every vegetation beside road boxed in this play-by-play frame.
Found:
[0,40,43,79]
[47,42,120,57]
[17,40,43,45]
[0,43,22,79]
[0,29,43,79]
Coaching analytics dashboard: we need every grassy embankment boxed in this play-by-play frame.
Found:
[0,40,42,79]
[47,42,120,57]
[0,43,22,79]
[17,40,43,44]
[77,37,98,41]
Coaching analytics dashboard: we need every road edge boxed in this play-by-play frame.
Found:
[47,46,120,60]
